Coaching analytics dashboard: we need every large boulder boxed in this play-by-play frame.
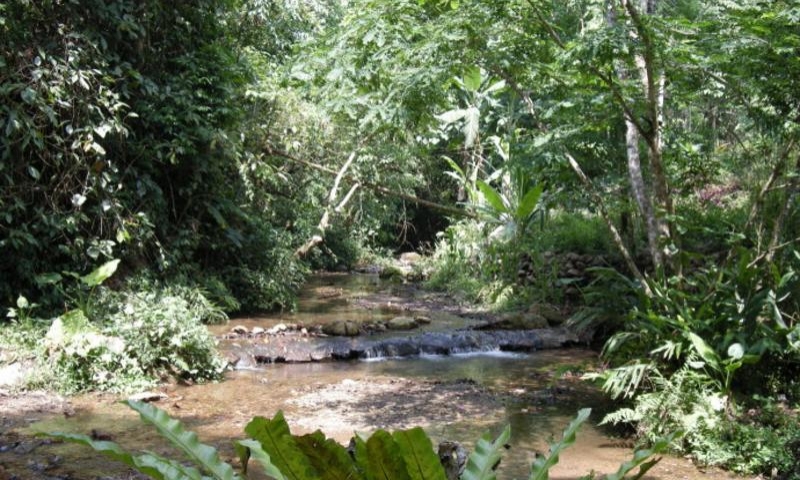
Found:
[322,320,360,337]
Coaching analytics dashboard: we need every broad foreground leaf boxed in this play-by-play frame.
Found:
[363,430,412,480]
[244,412,316,480]
[294,431,360,480]
[235,438,288,480]
[125,400,237,480]
[392,427,447,480]
[461,425,511,480]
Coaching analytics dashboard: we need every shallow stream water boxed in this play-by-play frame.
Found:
[1,274,744,479]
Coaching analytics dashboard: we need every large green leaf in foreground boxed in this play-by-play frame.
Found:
[461,424,511,480]
[125,399,237,480]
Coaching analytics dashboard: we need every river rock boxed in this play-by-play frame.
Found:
[322,320,360,337]
[251,327,266,336]
[231,325,248,335]
[487,312,549,330]
[528,304,567,326]
[379,266,405,279]
[414,315,432,325]
[399,252,423,265]
[387,316,418,330]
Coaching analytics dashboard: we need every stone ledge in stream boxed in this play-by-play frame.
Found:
[237,328,580,366]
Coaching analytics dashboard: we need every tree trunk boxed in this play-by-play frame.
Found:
[625,118,662,267]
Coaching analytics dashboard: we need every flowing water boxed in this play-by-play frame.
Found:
[1,274,744,479]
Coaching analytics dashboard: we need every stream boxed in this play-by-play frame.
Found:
[0,273,744,480]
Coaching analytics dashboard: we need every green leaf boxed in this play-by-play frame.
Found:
[15,295,29,309]
[40,432,195,480]
[462,425,510,480]
[80,259,120,287]
[294,431,360,480]
[529,409,591,480]
[727,343,744,360]
[244,412,316,480]
[392,427,447,480]
[435,108,467,125]
[34,272,63,285]
[27,165,40,180]
[686,332,720,370]
[605,433,676,480]
[464,106,480,148]
[235,439,288,480]
[515,184,544,221]
[463,66,482,92]
[363,430,412,480]
[124,400,237,480]
[476,180,508,215]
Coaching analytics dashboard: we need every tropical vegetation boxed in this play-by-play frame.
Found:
[2,0,799,477]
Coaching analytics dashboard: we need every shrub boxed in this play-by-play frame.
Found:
[41,289,225,394]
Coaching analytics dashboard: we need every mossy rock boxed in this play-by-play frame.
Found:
[322,320,360,337]
[379,266,405,279]
[387,316,418,330]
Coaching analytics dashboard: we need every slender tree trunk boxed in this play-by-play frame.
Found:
[625,119,661,267]
[622,0,674,270]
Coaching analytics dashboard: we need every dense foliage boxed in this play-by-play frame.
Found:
[2,0,799,476]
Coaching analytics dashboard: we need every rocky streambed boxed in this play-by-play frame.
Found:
[0,272,751,480]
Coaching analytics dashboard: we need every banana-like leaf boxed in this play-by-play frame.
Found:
[436,109,467,125]
[515,184,544,222]
[461,425,510,480]
[363,430,412,480]
[476,180,508,216]
[529,408,591,480]
[244,412,316,480]
[464,107,480,148]
[235,439,287,480]
[604,433,676,480]
[294,431,361,480]
[392,427,447,480]
[124,400,237,480]
[463,66,482,92]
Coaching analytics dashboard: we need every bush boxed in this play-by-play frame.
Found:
[691,397,800,477]
[530,213,614,256]
[39,288,225,394]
